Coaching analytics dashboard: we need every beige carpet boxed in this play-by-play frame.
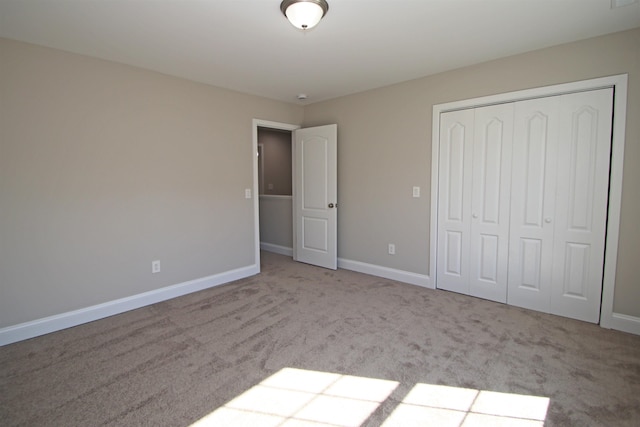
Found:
[1,251,640,426]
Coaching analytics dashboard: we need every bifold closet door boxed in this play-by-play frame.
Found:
[437,109,474,295]
[507,96,560,312]
[437,104,513,303]
[468,104,513,303]
[508,88,613,323]
[550,89,613,322]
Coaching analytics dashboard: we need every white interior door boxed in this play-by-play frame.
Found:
[508,89,613,322]
[437,105,513,303]
[293,124,338,270]
[438,88,613,322]
[507,96,560,312]
[469,103,513,303]
[436,109,474,295]
[550,89,613,323]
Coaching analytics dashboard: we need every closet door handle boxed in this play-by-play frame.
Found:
[472,213,478,219]
[545,217,552,223]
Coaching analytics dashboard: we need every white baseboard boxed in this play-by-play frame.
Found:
[260,242,293,257]
[338,257,432,288]
[7,256,633,347]
[604,312,640,336]
[0,264,259,347]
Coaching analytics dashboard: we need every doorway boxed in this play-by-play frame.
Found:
[252,119,339,271]
[251,120,300,269]
[257,126,294,256]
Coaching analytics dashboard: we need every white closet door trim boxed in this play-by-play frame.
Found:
[430,74,628,331]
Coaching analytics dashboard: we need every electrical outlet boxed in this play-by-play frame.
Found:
[388,244,396,255]
[152,260,161,273]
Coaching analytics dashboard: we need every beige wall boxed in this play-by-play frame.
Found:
[259,196,293,249]
[257,128,294,251]
[303,27,640,317]
[258,128,292,196]
[0,38,303,328]
[2,27,639,331]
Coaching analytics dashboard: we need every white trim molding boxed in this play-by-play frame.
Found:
[606,313,640,336]
[260,242,294,257]
[0,264,259,347]
[338,258,431,288]
[431,74,629,333]
[259,195,294,200]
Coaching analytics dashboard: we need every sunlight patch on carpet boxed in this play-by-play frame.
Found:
[189,367,549,426]
[190,367,399,427]
[382,384,549,427]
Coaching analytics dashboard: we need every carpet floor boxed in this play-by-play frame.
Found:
[1,251,640,426]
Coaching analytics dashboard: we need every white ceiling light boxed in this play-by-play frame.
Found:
[280,0,329,30]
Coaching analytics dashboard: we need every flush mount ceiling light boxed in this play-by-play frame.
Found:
[280,0,329,30]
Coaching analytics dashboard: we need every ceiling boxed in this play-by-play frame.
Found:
[1,0,639,105]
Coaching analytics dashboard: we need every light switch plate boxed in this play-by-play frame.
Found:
[412,186,420,198]
[245,188,252,199]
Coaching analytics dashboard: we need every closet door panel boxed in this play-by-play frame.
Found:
[437,109,474,294]
[469,104,513,303]
[550,89,613,323]
[507,97,560,312]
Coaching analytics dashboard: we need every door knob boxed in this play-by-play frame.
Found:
[328,203,335,208]
[545,217,552,223]
[472,213,478,219]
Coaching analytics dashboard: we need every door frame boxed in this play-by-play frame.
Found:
[252,119,300,271]
[429,74,628,330]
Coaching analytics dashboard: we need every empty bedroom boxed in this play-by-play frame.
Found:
[1,1,640,426]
